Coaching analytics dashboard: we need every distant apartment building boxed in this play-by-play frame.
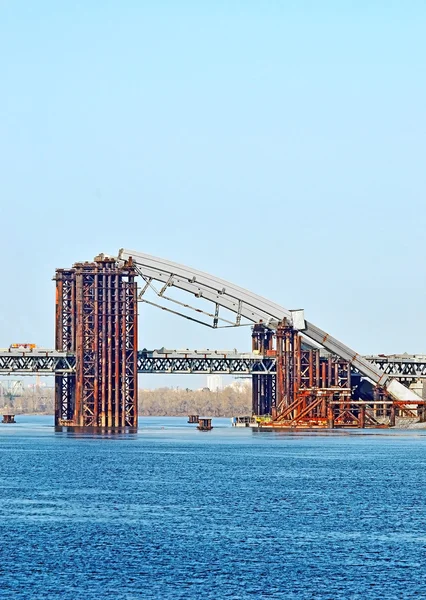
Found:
[206,375,224,392]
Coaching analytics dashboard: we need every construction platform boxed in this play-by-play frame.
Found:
[250,321,426,429]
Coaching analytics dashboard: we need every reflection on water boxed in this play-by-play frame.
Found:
[55,426,139,438]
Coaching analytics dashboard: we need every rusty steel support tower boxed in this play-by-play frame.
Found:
[55,256,138,428]
[274,320,353,427]
[251,320,364,427]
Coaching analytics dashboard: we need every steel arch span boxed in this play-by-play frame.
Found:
[118,248,419,403]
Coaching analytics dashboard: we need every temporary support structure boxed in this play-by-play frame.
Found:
[251,323,276,416]
[118,248,421,404]
[251,320,426,428]
[54,256,138,428]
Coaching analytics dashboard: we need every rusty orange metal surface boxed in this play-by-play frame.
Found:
[54,257,138,429]
[252,320,425,429]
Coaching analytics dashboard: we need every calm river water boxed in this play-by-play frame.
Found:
[1,416,426,599]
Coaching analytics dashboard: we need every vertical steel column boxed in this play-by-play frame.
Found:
[251,323,275,416]
[251,323,262,415]
[275,323,284,416]
[115,269,121,427]
[359,405,366,428]
[270,372,277,418]
[121,276,126,427]
[54,272,64,426]
[74,267,83,425]
[275,320,299,418]
[107,270,113,426]
[123,268,138,427]
[93,270,99,425]
[252,374,259,415]
[80,267,97,426]
[54,269,76,425]
[99,268,107,426]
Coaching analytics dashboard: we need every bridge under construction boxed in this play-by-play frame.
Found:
[1,250,425,429]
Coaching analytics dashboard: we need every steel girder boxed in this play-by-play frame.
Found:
[365,356,426,379]
[137,355,275,374]
[117,249,421,402]
[0,351,75,374]
[0,350,274,375]
[1,350,425,379]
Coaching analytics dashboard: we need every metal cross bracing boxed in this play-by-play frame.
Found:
[253,320,426,429]
[137,353,275,374]
[1,350,426,379]
[55,269,76,422]
[270,320,356,427]
[54,257,138,428]
[251,324,276,415]
[0,350,274,375]
[364,355,426,379]
[0,351,75,374]
[117,248,420,404]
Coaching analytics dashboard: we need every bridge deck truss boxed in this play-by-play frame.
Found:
[0,350,425,380]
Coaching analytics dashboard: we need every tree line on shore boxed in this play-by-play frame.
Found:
[0,385,252,417]
[139,386,251,417]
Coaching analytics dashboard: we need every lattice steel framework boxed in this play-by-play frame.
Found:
[0,351,274,375]
[2,351,426,381]
[137,354,275,374]
[54,257,138,428]
[251,323,276,415]
[365,356,426,379]
[250,321,426,428]
[119,248,422,404]
[55,269,76,423]
[268,320,354,427]
[123,274,138,426]
[0,352,75,374]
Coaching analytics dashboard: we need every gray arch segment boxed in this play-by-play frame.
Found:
[118,248,419,402]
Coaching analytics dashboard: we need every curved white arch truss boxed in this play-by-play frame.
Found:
[118,248,419,403]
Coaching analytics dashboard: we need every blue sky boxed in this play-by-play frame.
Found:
[1,1,425,388]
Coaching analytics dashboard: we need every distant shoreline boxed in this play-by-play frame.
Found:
[9,412,239,418]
